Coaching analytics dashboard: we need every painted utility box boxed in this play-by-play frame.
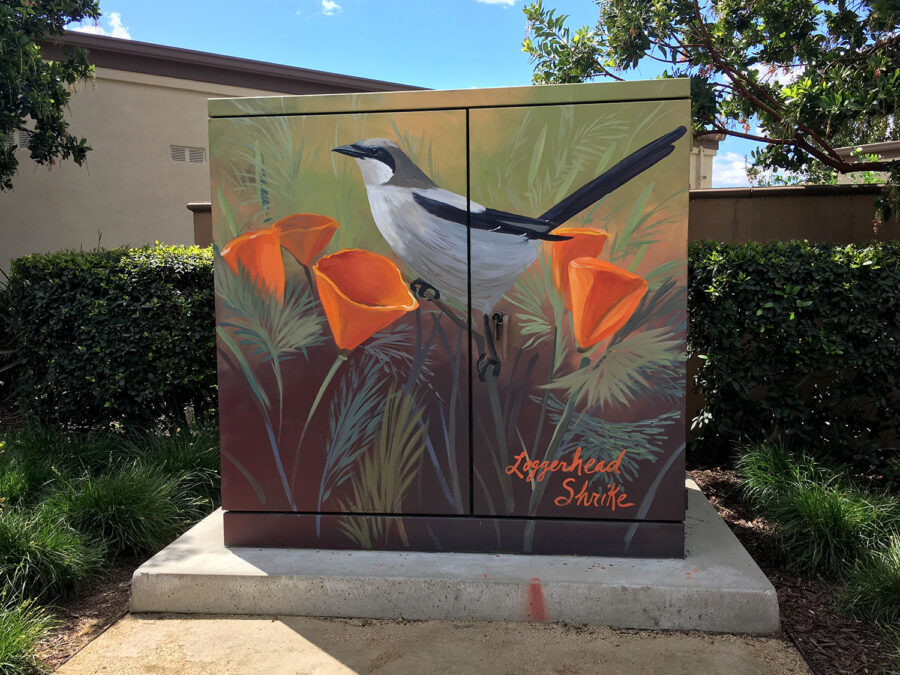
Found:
[209,81,690,557]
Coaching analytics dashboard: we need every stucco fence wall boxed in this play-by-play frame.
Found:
[191,184,900,433]
[192,184,900,246]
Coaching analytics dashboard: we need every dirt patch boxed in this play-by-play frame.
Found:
[691,468,896,675]
[36,565,137,670]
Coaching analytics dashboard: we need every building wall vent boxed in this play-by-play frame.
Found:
[170,145,206,164]
[4,130,32,150]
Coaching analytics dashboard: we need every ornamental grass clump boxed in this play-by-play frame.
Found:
[737,443,900,578]
[841,536,900,631]
[0,505,105,603]
[47,463,206,560]
[0,426,122,505]
[123,424,221,503]
[776,482,899,577]
[736,442,825,508]
[0,573,56,675]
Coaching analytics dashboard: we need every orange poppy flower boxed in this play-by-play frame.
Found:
[548,227,609,309]
[314,249,419,351]
[220,213,339,303]
[568,258,648,350]
[274,213,339,267]
[221,228,286,301]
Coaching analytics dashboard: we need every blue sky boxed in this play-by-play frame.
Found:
[69,0,756,187]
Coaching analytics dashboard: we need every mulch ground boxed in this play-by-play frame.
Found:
[691,468,897,675]
[35,565,137,670]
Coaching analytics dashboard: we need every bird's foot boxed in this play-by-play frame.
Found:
[476,353,501,382]
[410,278,441,302]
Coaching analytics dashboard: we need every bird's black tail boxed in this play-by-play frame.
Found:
[539,126,687,226]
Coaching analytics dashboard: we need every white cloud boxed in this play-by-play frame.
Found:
[750,63,802,86]
[321,0,342,15]
[712,151,751,188]
[70,11,131,39]
[474,0,517,5]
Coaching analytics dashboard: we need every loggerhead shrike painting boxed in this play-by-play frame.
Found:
[334,125,686,377]
[213,82,692,552]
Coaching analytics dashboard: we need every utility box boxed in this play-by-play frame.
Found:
[209,81,690,557]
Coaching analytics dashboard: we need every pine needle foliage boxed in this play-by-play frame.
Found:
[318,355,387,512]
[338,389,427,548]
[215,251,325,366]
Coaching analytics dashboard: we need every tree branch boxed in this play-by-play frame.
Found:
[701,126,794,145]
[594,62,624,81]
[690,0,847,166]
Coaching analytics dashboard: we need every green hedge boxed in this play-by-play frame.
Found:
[689,241,900,480]
[4,241,899,480]
[5,245,215,428]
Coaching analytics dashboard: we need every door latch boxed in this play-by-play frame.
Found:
[491,312,507,359]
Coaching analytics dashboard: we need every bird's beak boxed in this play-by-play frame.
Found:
[332,144,366,159]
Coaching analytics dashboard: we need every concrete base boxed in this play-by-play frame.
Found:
[131,478,779,634]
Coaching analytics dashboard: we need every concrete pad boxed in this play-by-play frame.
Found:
[131,479,779,633]
[58,615,808,675]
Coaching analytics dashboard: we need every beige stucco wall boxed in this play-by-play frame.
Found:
[0,68,290,271]
[689,185,899,242]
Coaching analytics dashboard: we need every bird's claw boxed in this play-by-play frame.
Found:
[476,353,501,381]
[410,278,441,301]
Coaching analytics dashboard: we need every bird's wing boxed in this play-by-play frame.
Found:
[412,191,572,241]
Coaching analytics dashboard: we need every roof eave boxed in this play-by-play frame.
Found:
[39,31,423,95]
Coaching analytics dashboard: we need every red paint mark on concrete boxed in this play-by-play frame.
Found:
[527,577,547,622]
[483,574,488,578]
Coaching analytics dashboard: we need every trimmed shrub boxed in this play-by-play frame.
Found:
[690,241,900,479]
[6,240,899,480]
[5,245,215,429]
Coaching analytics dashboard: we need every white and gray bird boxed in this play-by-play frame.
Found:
[333,126,686,374]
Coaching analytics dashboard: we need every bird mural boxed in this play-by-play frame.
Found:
[333,125,686,378]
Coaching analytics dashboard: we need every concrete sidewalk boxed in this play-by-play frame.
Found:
[57,614,808,674]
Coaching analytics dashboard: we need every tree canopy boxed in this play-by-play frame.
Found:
[0,0,100,191]
[523,0,900,219]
